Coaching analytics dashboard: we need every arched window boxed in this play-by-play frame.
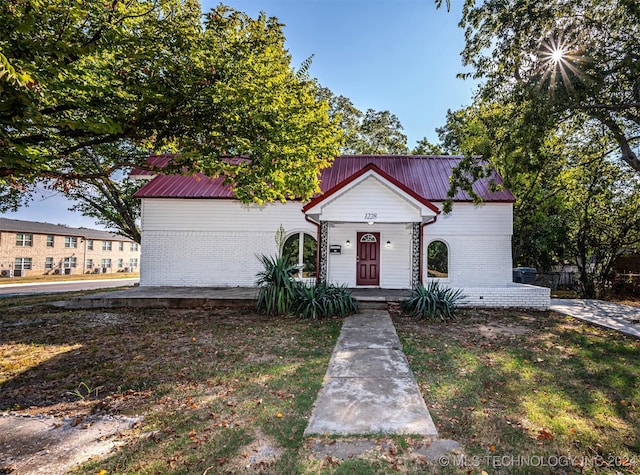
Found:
[427,240,448,278]
[283,232,317,278]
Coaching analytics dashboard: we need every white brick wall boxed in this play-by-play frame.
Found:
[141,231,282,287]
[455,284,550,310]
[423,234,513,287]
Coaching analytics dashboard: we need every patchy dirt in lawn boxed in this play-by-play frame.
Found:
[388,304,548,341]
[0,304,283,474]
[224,428,283,473]
[0,412,138,475]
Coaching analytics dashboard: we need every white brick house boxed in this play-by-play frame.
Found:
[133,155,550,309]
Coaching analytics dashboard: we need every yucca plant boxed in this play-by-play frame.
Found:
[291,282,359,319]
[255,254,298,315]
[401,281,465,322]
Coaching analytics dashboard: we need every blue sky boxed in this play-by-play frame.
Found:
[5,0,477,229]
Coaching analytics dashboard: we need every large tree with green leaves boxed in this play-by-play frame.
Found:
[459,0,640,173]
[1,1,343,210]
[317,87,410,155]
[559,121,640,298]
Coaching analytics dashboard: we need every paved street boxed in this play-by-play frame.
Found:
[0,278,139,296]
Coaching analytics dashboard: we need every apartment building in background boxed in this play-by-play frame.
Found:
[0,217,140,277]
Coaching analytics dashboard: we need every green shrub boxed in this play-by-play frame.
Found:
[255,254,298,315]
[401,281,465,322]
[291,282,359,319]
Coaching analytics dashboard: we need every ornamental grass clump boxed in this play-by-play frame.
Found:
[401,281,465,322]
[291,282,359,319]
[255,254,298,316]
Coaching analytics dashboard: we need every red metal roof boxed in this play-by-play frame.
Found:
[134,155,515,202]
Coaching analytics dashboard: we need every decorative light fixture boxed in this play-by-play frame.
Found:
[367,221,374,226]
[345,240,351,247]
[386,240,391,248]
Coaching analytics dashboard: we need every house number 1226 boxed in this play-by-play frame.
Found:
[364,213,377,220]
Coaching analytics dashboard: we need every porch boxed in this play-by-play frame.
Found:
[64,286,412,310]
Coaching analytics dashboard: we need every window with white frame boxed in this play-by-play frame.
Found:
[45,257,54,269]
[86,258,93,269]
[64,257,77,268]
[46,235,54,247]
[283,232,317,278]
[130,242,139,251]
[101,258,112,268]
[102,241,112,251]
[129,258,138,269]
[118,242,124,251]
[427,240,449,278]
[16,233,33,247]
[87,239,94,250]
[65,236,78,248]
[117,258,123,268]
[15,257,32,269]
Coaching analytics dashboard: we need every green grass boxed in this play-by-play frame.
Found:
[396,308,640,474]
[1,295,638,474]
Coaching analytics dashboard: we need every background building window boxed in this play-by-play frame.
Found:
[65,236,78,248]
[283,232,317,278]
[45,257,54,269]
[86,259,93,269]
[16,233,33,247]
[15,257,32,270]
[64,257,77,268]
[117,258,123,268]
[118,242,124,251]
[87,239,93,250]
[130,242,139,251]
[129,258,138,269]
[101,258,112,269]
[46,235,54,247]
[427,240,449,278]
[102,241,112,251]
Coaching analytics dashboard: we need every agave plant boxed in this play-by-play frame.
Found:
[401,281,465,322]
[291,282,359,319]
[255,254,298,316]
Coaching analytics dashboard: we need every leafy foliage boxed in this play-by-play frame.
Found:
[401,281,465,322]
[318,87,409,154]
[255,254,358,318]
[459,0,640,174]
[290,282,359,319]
[255,254,298,316]
[558,122,640,297]
[1,1,343,209]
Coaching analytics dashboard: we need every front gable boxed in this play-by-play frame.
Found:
[303,165,439,223]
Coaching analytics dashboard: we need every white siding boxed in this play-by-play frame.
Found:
[318,176,422,223]
[429,202,512,235]
[327,223,412,288]
[140,199,315,287]
[141,199,310,232]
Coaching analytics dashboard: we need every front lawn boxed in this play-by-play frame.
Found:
[0,296,638,474]
[395,307,640,474]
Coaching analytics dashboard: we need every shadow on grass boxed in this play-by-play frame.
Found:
[395,309,640,474]
[0,305,343,473]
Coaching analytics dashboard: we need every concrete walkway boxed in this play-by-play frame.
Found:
[304,310,438,436]
[550,299,640,338]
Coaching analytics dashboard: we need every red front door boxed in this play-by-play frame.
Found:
[357,232,380,286]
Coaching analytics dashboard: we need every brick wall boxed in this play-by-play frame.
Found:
[0,231,140,277]
[140,231,278,287]
[456,284,551,310]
